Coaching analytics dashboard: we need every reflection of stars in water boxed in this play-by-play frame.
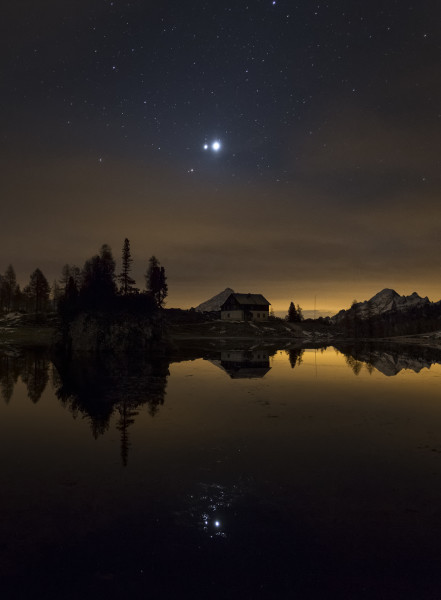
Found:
[202,513,226,538]
[182,481,251,540]
[191,483,235,538]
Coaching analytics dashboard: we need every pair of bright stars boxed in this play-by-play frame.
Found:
[204,140,221,152]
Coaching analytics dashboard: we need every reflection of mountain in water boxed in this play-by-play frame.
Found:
[52,353,169,465]
[0,348,49,404]
[336,343,441,376]
[209,350,271,379]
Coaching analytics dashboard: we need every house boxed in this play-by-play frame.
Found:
[219,350,271,378]
[220,292,270,322]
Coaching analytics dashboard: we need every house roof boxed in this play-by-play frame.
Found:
[221,293,270,308]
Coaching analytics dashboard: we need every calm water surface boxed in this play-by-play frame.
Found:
[2,344,441,599]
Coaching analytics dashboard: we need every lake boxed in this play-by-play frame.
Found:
[2,342,441,599]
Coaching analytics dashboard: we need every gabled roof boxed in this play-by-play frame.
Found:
[221,293,270,308]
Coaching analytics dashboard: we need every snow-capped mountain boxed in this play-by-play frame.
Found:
[195,288,234,312]
[332,288,430,322]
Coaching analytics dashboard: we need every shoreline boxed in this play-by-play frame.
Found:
[1,315,441,351]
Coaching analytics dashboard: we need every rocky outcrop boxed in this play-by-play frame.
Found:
[64,311,164,356]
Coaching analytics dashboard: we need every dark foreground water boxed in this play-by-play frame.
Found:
[2,343,441,599]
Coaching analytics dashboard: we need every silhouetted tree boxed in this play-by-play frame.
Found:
[287,301,299,322]
[118,238,136,295]
[27,268,50,313]
[80,244,117,309]
[51,279,62,310]
[60,264,81,291]
[145,255,168,308]
[0,265,18,312]
[60,264,70,289]
[58,276,79,320]
[296,304,304,321]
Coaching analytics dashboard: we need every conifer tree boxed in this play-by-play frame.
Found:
[2,265,17,312]
[80,244,117,308]
[145,256,168,308]
[118,238,136,294]
[60,264,81,291]
[27,268,50,313]
[287,301,299,322]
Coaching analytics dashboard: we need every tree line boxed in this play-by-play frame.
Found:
[0,239,167,316]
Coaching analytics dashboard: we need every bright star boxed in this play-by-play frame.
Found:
[203,144,208,150]
[212,141,221,151]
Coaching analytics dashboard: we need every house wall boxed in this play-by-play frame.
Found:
[221,309,269,321]
[221,310,244,321]
[250,310,268,321]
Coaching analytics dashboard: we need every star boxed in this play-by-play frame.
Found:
[203,140,222,152]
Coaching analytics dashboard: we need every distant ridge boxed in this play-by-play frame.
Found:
[331,288,430,322]
[195,288,234,312]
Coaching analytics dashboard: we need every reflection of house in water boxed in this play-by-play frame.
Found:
[211,350,271,379]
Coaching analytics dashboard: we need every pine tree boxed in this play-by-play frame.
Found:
[51,280,62,310]
[2,265,17,312]
[80,244,117,308]
[27,268,50,313]
[287,301,299,322]
[118,238,136,294]
[145,256,168,308]
[60,264,81,291]
[58,276,79,320]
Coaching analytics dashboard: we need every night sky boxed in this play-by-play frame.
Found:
[2,0,440,314]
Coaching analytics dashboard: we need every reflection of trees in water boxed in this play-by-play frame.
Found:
[344,354,364,376]
[0,348,49,403]
[0,352,20,403]
[53,353,169,465]
[287,348,304,369]
[117,401,139,467]
[21,351,50,403]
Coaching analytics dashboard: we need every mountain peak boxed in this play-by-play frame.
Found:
[195,288,234,312]
[331,288,430,322]
[371,288,399,300]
